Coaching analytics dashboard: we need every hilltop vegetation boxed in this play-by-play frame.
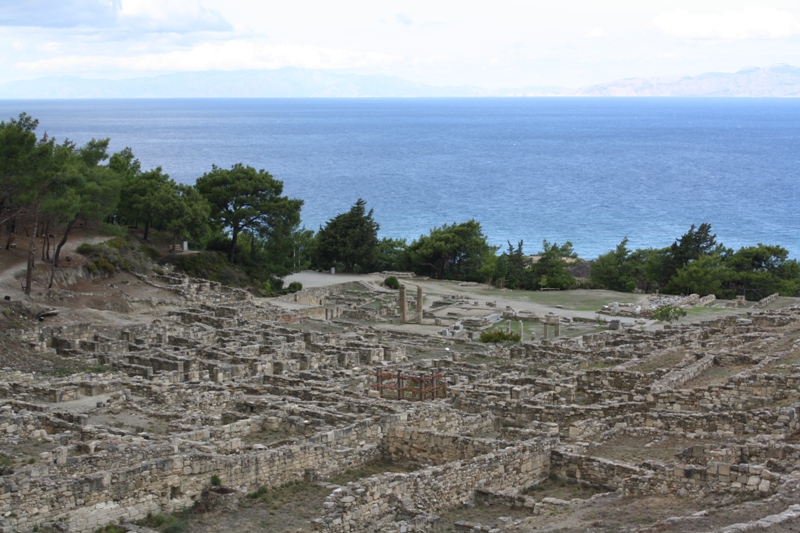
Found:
[1,112,798,300]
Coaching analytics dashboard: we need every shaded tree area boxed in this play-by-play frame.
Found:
[490,239,578,290]
[590,224,800,300]
[314,198,379,273]
[196,164,302,263]
[5,114,798,300]
[1,113,308,296]
[406,220,496,280]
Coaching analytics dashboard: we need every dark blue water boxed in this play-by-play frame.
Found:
[1,98,798,259]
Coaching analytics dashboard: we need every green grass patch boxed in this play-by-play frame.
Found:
[137,511,191,533]
[93,525,127,533]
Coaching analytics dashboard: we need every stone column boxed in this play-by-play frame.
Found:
[506,320,511,334]
[543,319,549,340]
[519,320,524,343]
[416,285,424,324]
[554,319,561,337]
[399,285,407,324]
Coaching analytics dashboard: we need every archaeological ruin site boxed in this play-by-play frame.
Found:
[2,266,800,533]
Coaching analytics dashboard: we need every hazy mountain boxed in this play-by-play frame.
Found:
[562,64,800,97]
[1,65,799,98]
[0,69,490,98]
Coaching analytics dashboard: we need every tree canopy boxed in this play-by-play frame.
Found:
[315,198,380,273]
[406,219,495,280]
[196,164,302,263]
[589,224,800,300]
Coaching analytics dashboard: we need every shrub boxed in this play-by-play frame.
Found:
[76,243,96,255]
[77,237,155,274]
[384,276,400,290]
[210,474,221,487]
[479,329,521,343]
[173,252,248,287]
[140,245,162,260]
[286,281,303,293]
[650,305,687,323]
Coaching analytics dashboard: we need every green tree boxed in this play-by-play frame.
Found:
[650,305,687,323]
[315,198,380,273]
[725,244,800,299]
[528,240,577,290]
[196,164,302,263]
[0,116,71,294]
[590,237,634,291]
[117,167,177,240]
[166,184,212,247]
[655,223,718,289]
[43,139,123,287]
[373,237,408,272]
[407,220,495,280]
[668,253,729,297]
[0,113,42,229]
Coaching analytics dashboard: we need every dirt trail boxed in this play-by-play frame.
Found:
[0,232,110,293]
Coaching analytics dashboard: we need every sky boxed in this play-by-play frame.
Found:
[2,0,800,89]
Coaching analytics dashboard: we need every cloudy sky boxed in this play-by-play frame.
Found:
[2,0,799,89]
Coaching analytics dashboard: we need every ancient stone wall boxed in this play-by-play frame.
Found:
[312,437,556,533]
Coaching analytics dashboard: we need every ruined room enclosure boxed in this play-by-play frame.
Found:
[1,273,800,532]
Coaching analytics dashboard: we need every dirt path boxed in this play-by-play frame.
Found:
[0,231,111,293]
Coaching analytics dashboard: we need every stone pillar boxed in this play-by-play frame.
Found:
[519,321,524,343]
[506,320,511,334]
[399,285,407,324]
[416,285,424,324]
[543,320,549,340]
[554,319,561,337]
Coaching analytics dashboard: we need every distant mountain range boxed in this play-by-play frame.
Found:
[1,64,799,98]
[557,64,800,97]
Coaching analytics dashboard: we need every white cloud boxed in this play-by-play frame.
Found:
[585,27,606,38]
[395,13,413,26]
[16,40,403,74]
[118,0,231,32]
[654,6,800,40]
[0,0,230,32]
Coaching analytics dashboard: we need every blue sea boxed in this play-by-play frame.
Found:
[1,98,798,259]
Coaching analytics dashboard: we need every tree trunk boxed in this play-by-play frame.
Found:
[228,226,239,263]
[5,218,15,250]
[41,220,49,261]
[25,206,38,295]
[49,218,76,288]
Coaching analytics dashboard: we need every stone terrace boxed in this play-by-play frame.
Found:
[1,274,800,532]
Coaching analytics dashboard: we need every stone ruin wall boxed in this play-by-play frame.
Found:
[1,274,799,533]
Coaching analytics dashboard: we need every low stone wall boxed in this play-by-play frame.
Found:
[756,293,780,308]
[312,437,556,533]
[0,415,388,533]
[649,353,716,394]
[382,428,507,465]
[550,450,780,497]
[581,404,800,439]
